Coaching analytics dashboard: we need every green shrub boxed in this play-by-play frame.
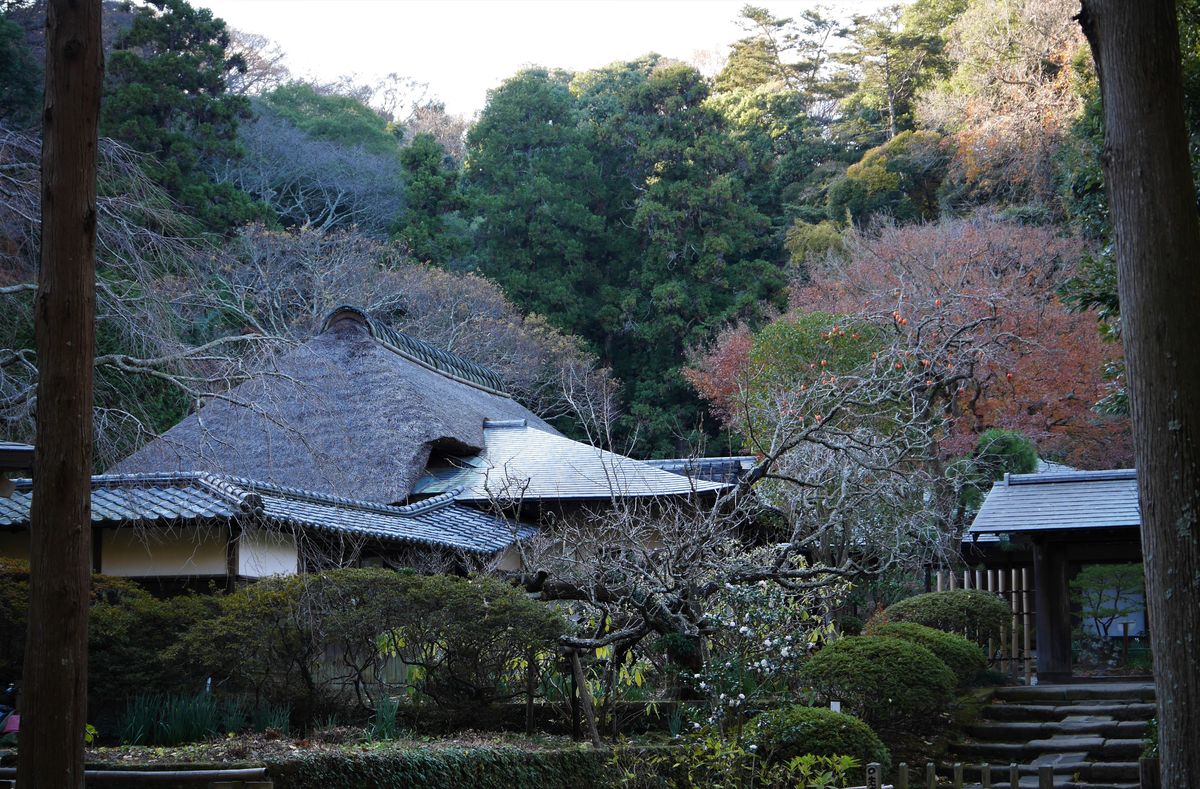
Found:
[883,589,1009,646]
[752,705,890,777]
[0,560,213,711]
[173,569,566,724]
[267,746,613,789]
[868,622,986,687]
[0,559,29,682]
[89,577,216,708]
[838,614,864,636]
[800,636,955,733]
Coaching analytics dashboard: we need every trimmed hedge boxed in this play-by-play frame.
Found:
[266,746,615,789]
[752,705,890,775]
[800,636,955,733]
[883,589,1009,646]
[869,621,986,687]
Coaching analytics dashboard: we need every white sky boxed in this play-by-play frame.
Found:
[198,0,891,118]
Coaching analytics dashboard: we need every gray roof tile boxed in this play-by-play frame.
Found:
[967,469,1139,535]
[1,473,532,555]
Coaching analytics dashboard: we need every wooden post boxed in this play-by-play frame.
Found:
[926,761,936,789]
[937,570,944,592]
[1038,765,1054,789]
[987,569,996,665]
[1010,763,1020,789]
[1033,540,1073,681]
[568,658,580,740]
[524,647,537,735]
[1011,568,1020,679]
[1022,567,1033,684]
[981,763,992,788]
[568,650,601,747]
[953,762,964,788]
[897,763,909,789]
[1139,757,1161,789]
[964,569,971,589]
[18,1,103,788]
[998,571,1009,672]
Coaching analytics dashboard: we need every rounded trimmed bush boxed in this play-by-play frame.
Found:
[869,621,986,687]
[800,635,955,733]
[883,589,1009,646]
[753,705,890,773]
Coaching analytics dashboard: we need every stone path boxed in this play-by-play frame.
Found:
[950,681,1154,789]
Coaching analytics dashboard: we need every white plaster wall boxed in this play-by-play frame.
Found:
[238,526,298,577]
[101,525,227,577]
[0,532,29,561]
[493,545,523,572]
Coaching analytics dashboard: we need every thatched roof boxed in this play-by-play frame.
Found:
[110,307,556,504]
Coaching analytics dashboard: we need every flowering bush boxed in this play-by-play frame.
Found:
[685,571,844,733]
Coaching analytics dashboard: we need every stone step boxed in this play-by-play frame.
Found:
[953,737,1144,762]
[968,718,1149,740]
[992,683,1156,704]
[982,702,1156,722]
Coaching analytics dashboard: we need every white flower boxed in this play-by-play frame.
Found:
[738,693,746,700]
[749,745,758,752]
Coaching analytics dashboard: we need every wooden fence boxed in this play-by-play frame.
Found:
[933,566,1034,683]
[857,758,1161,789]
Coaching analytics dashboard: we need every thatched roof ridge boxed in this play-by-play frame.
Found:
[323,305,507,395]
[109,308,556,503]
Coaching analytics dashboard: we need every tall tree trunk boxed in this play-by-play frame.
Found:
[1078,1,1200,785]
[17,1,103,787]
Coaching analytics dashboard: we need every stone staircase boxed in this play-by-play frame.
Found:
[950,681,1155,789]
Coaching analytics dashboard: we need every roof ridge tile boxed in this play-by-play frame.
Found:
[322,305,508,396]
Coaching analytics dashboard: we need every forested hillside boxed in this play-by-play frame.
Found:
[3,0,1182,465]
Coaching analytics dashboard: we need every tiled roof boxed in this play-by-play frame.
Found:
[323,306,507,395]
[414,421,729,501]
[0,442,34,472]
[967,469,1139,536]
[643,456,757,485]
[0,473,533,555]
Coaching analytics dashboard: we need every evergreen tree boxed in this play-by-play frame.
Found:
[103,0,259,231]
[0,12,39,125]
[575,59,786,452]
[463,68,606,335]
[394,132,465,263]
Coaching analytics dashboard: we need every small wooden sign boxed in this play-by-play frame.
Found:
[866,762,882,789]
